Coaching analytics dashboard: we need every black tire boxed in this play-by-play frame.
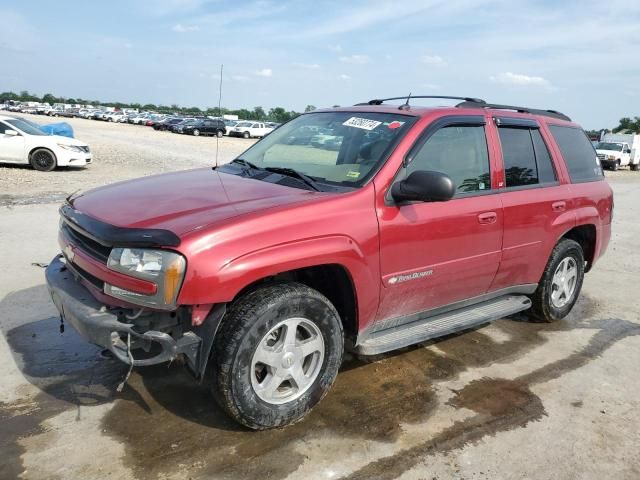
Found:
[216,130,223,138]
[243,131,250,139]
[29,148,57,172]
[530,238,585,322]
[631,163,639,171]
[210,282,344,430]
[612,160,619,171]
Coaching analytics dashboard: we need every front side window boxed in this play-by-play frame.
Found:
[407,125,491,193]
[224,111,416,188]
[498,127,557,188]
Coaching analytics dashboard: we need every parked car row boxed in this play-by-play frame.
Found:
[2,103,282,138]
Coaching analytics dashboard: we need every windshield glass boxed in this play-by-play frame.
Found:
[236,122,251,127]
[6,118,46,136]
[230,111,415,187]
[596,142,623,151]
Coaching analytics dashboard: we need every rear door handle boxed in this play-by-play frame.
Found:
[478,212,497,224]
[552,201,566,212]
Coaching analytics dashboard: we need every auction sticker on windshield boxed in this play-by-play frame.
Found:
[343,117,382,130]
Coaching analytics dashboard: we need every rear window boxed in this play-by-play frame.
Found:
[549,125,603,182]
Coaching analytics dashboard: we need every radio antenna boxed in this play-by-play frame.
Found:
[215,63,224,168]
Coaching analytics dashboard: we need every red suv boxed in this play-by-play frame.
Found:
[46,96,613,429]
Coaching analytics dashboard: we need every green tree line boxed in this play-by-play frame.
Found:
[0,90,318,123]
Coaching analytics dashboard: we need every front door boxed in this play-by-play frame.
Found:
[376,117,503,324]
[0,121,26,163]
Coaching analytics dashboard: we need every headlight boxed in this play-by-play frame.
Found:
[58,144,83,152]
[105,248,186,309]
[607,154,616,160]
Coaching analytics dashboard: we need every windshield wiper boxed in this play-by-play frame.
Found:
[264,166,322,191]
[231,158,260,169]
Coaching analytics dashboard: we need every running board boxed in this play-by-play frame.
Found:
[356,295,532,355]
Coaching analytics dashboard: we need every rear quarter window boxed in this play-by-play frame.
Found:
[549,125,603,182]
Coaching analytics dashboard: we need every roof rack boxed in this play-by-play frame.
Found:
[356,95,486,106]
[455,99,571,121]
[356,95,571,122]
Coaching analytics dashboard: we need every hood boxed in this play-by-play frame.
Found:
[595,149,621,155]
[46,134,85,146]
[70,168,322,237]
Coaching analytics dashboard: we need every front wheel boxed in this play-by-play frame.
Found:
[210,282,344,429]
[193,129,200,136]
[242,131,250,139]
[216,130,224,138]
[631,163,639,171]
[530,238,584,322]
[30,148,57,172]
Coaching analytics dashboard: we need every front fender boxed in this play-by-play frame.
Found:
[177,235,379,330]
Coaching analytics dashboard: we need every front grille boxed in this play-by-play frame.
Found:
[67,260,105,290]
[62,222,111,262]
[597,153,605,161]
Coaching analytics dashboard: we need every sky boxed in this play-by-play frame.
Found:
[1,0,638,129]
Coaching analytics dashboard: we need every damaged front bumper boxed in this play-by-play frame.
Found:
[45,255,224,376]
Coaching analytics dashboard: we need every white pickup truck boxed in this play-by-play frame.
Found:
[595,133,640,171]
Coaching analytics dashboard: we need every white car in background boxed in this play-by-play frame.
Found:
[0,115,92,171]
[104,111,126,122]
[228,121,274,138]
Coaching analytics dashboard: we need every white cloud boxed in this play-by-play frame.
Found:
[338,74,351,80]
[339,54,369,65]
[294,62,321,70]
[421,55,445,66]
[490,72,552,88]
[172,23,199,32]
[255,68,273,77]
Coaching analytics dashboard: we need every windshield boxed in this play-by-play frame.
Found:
[6,118,46,136]
[596,142,623,151]
[228,111,416,188]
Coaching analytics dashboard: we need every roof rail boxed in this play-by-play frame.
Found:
[355,95,571,122]
[455,99,571,121]
[356,95,486,106]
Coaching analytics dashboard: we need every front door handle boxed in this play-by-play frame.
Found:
[552,201,566,212]
[478,212,497,225]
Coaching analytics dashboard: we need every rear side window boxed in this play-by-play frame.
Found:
[549,125,603,182]
[498,127,557,188]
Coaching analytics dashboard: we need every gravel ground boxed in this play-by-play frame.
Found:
[0,113,255,204]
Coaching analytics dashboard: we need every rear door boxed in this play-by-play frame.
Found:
[376,116,503,322]
[489,117,574,290]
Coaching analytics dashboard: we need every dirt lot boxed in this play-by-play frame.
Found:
[0,113,254,206]
[1,117,639,479]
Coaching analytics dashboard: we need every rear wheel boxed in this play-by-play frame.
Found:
[210,282,344,429]
[216,130,224,138]
[530,238,584,322]
[243,131,250,139]
[631,163,639,171]
[29,148,57,172]
[612,160,619,171]
[193,129,200,136]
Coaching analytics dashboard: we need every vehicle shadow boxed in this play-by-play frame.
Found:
[1,283,605,480]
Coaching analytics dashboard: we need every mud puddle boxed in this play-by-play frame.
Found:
[0,192,68,208]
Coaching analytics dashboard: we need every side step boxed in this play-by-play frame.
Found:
[356,295,532,355]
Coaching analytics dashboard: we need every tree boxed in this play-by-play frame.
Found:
[252,106,266,120]
[304,105,316,112]
[613,116,640,133]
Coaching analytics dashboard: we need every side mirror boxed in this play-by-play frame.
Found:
[4,129,18,137]
[391,170,455,203]
[625,149,631,154]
